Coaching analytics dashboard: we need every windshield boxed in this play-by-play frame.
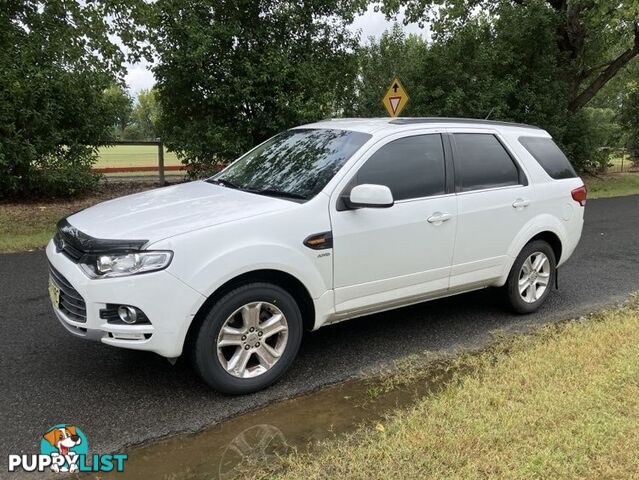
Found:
[208,128,371,200]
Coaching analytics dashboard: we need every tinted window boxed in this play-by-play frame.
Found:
[210,129,371,200]
[454,134,520,192]
[355,134,446,201]
[519,136,577,179]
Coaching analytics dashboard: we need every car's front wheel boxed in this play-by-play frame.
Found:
[505,240,556,314]
[190,283,303,394]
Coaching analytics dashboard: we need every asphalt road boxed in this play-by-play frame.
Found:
[1,194,638,472]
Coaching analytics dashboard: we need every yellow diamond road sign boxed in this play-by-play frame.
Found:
[382,77,409,117]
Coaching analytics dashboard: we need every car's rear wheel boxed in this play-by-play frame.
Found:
[505,240,556,314]
[191,283,303,394]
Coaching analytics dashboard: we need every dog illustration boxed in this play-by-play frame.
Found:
[42,426,82,473]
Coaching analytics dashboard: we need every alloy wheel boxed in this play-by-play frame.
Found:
[518,252,551,303]
[216,302,289,378]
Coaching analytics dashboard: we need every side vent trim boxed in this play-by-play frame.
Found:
[303,232,333,250]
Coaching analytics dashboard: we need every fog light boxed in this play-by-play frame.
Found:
[117,305,138,324]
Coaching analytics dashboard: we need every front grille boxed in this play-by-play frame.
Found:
[48,263,87,323]
[53,231,85,262]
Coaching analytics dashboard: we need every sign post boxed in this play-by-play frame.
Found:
[382,78,409,117]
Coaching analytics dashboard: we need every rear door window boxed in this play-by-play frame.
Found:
[453,134,521,192]
[355,134,446,201]
[519,136,577,179]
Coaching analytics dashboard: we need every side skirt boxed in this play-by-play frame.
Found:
[322,283,491,328]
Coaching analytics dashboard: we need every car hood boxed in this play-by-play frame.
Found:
[66,181,295,245]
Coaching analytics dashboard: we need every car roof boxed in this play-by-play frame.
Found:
[297,117,543,135]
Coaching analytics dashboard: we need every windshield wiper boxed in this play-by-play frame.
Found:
[209,178,306,200]
[208,178,240,189]
[246,188,307,200]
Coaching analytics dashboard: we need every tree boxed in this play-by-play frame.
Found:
[620,82,639,163]
[354,13,566,125]
[0,1,149,198]
[104,85,134,137]
[356,7,568,130]
[152,0,365,176]
[592,59,639,161]
[130,89,161,140]
[380,0,639,113]
[351,24,429,116]
[364,0,638,171]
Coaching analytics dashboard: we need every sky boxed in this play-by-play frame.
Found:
[124,6,426,95]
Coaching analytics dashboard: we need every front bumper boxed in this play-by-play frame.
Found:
[46,240,206,357]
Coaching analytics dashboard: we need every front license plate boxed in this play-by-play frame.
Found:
[48,278,60,309]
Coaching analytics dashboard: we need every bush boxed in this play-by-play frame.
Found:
[557,109,612,173]
[122,124,145,141]
[0,145,101,199]
[0,1,148,200]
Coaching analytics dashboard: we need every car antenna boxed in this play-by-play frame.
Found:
[485,107,495,120]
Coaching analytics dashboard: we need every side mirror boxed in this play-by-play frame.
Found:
[348,184,394,209]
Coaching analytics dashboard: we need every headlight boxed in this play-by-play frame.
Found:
[80,251,173,279]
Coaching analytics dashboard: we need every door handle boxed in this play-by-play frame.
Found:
[512,198,530,209]
[427,212,453,224]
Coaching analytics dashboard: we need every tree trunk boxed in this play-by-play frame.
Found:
[546,0,639,112]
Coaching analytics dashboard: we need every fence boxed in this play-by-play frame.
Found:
[604,148,637,174]
[91,140,189,186]
[94,142,636,183]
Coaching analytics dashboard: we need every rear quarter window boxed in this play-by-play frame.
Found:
[519,136,577,179]
[452,133,522,192]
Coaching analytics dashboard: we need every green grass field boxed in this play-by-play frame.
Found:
[585,173,639,199]
[96,145,182,170]
[243,299,639,480]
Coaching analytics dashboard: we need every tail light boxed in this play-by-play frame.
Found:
[571,185,587,206]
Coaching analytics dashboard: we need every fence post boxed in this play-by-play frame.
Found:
[157,138,165,186]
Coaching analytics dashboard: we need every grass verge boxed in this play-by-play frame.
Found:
[585,172,639,199]
[243,298,639,480]
[0,182,155,252]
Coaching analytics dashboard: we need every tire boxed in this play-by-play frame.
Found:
[190,282,303,394]
[505,240,556,314]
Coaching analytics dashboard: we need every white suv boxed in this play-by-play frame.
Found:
[47,118,586,393]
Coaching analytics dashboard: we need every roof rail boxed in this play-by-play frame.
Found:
[389,117,541,129]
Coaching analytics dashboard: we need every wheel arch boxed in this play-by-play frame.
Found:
[183,269,316,355]
[498,220,566,286]
[527,230,562,264]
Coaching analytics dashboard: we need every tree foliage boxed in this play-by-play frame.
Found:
[119,89,161,140]
[0,0,149,198]
[2,0,636,198]
[620,82,639,163]
[105,85,134,137]
[132,89,161,140]
[152,0,365,177]
[351,24,429,117]
[380,0,639,113]
[361,0,639,171]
